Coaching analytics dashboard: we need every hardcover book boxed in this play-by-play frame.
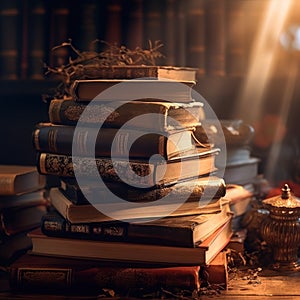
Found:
[0,165,46,196]
[67,65,198,81]
[60,175,226,205]
[70,79,196,102]
[9,254,201,294]
[33,123,199,160]
[48,98,205,130]
[28,215,232,265]
[48,186,226,224]
[41,199,232,247]
[37,147,219,188]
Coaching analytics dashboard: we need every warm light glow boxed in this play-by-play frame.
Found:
[234,0,293,123]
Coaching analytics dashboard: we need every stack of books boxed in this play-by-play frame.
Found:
[0,165,47,265]
[11,66,233,295]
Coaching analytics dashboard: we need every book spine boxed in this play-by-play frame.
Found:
[48,99,203,130]
[205,0,226,76]
[0,0,22,79]
[37,152,154,186]
[104,0,123,46]
[0,175,15,195]
[123,0,143,49]
[10,264,200,293]
[186,0,206,75]
[27,0,48,79]
[41,213,194,248]
[48,0,70,67]
[225,0,246,76]
[33,125,178,159]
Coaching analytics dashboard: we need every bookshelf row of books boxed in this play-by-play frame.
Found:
[0,0,279,81]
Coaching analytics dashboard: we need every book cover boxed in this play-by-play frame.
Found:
[28,215,232,265]
[0,189,47,210]
[42,200,231,247]
[48,98,205,130]
[37,148,219,188]
[0,204,47,237]
[60,175,226,205]
[70,79,196,102]
[0,165,46,196]
[9,253,201,294]
[48,186,226,224]
[33,123,198,160]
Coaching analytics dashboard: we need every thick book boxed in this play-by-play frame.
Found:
[0,189,46,210]
[70,79,196,102]
[33,123,198,160]
[0,165,46,196]
[48,98,205,130]
[60,175,226,205]
[0,204,47,237]
[66,65,198,81]
[41,200,232,247]
[37,147,219,188]
[28,215,232,265]
[49,186,226,224]
[9,254,201,294]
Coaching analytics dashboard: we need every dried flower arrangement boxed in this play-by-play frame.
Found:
[43,39,164,101]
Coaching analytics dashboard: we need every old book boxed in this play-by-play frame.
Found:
[0,189,47,210]
[70,79,196,102]
[0,204,47,237]
[0,233,32,266]
[60,175,226,205]
[28,215,232,265]
[0,0,22,79]
[186,0,206,75]
[9,253,201,294]
[63,65,198,81]
[205,0,226,76]
[37,147,219,188]
[42,200,231,247]
[48,98,205,130]
[33,123,198,160]
[201,251,228,289]
[219,157,260,185]
[0,165,46,196]
[49,186,226,224]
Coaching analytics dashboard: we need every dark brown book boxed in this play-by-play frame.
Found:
[33,123,198,160]
[28,215,232,265]
[225,0,246,76]
[37,147,219,188]
[0,204,47,237]
[70,79,196,102]
[60,175,226,205]
[48,98,205,130]
[0,165,46,196]
[49,185,226,224]
[0,0,22,79]
[0,189,46,210]
[186,0,206,75]
[41,199,231,247]
[27,0,48,79]
[9,253,201,294]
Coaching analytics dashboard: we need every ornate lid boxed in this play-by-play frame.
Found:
[263,184,300,209]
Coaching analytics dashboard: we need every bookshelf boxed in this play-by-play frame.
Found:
[0,0,300,177]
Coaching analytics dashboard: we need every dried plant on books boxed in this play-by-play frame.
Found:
[43,39,164,101]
